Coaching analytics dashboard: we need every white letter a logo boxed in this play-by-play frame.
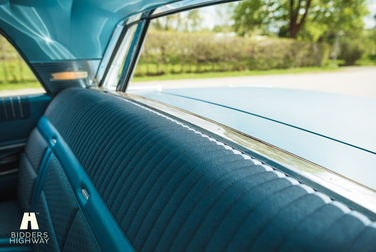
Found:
[20,212,39,230]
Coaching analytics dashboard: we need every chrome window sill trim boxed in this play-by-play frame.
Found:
[94,87,376,220]
[0,142,26,151]
[0,169,18,176]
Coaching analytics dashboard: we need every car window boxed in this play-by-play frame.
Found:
[128,1,375,99]
[123,0,376,189]
[103,24,138,88]
[0,34,44,97]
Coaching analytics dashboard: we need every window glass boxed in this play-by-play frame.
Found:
[104,24,138,88]
[0,34,43,97]
[125,1,376,188]
[128,1,375,99]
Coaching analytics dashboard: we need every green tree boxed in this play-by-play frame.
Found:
[233,0,313,38]
[212,3,236,33]
[233,0,369,40]
[306,0,368,40]
[304,0,368,65]
[184,10,203,32]
[151,13,183,31]
[151,10,203,32]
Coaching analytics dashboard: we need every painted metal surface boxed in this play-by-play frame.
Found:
[0,0,177,62]
[129,87,376,191]
[157,87,376,153]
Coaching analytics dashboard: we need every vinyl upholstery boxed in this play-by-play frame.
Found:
[0,200,22,238]
[1,87,376,251]
[45,88,376,251]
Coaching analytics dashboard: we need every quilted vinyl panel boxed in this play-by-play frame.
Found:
[63,210,101,252]
[18,128,48,212]
[0,200,22,238]
[37,155,79,251]
[45,88,376,251]
[24,128,49,173]
[34,192,60,252]
[17,154,37,212]
[30,154,79,252]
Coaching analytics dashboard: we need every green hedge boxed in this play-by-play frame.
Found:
[0,35,37,83]
[338,38,366,66]
[1,32,330,82]
[135,30,329,76]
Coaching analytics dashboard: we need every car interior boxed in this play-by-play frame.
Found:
[1,89,376,252]
[1,1,376,252]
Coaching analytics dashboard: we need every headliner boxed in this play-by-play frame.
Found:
[0,0,178,62]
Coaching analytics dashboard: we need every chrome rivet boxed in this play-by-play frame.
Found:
[81,189,89,201]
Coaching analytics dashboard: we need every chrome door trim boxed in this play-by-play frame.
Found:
[0,142,26,151]
[0,169,18,176]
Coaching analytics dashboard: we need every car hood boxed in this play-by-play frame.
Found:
[131,86,376,190]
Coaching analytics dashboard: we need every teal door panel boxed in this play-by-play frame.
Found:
[0,93,50,201]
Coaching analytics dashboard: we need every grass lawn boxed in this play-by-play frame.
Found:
[0,64,347,91]
[0,60,42,91]
[132,66,340,82]
[0,81,41,90]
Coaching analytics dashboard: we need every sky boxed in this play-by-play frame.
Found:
[364,0,376,28]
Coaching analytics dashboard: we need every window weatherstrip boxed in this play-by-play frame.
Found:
[96,13,142,87]
[117,20,149,92]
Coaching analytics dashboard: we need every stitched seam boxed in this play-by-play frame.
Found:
[100,117,154,199]
[165,172,279,252]
[276,196,330,250]
[94,123,180,188]
[222,183,297,251]
[169,167,271,252]
[109,126,188,214]
[116,134,212,224]
[306,210,350,251]
[344,224,370,252]
[81,106,129,171]
[121,142,232,234]
[136,156,253,250]
[101,119,155,204]
[248,192,316,251]
[140,159,253,250]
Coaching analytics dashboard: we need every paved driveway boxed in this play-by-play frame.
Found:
[132,66,376,99]
[1,66,375,99]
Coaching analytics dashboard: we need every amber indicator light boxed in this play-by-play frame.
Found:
[50,71,88,80]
